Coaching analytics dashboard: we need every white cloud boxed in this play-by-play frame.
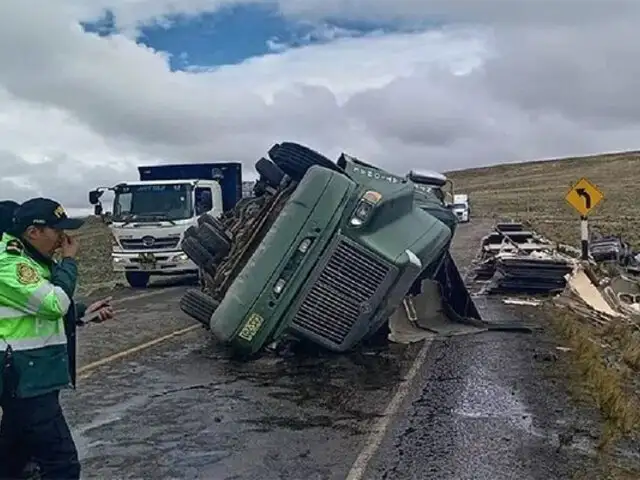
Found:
[1,1,640,209]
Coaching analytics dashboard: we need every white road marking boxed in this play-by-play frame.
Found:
[345,337,435,480]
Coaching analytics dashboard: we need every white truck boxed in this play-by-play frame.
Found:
[452,193,470,223]
[88,163,243,288]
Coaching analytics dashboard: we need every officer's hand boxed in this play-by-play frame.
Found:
[84,297,114,323]
[60,234,79,258]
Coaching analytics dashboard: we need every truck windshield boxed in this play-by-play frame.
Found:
[453,203,467,210]
[113,184,193,221]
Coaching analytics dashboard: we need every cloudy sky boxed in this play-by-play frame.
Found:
[1,1,639,212]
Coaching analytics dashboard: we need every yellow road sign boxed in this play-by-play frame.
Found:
[565,177,604,216]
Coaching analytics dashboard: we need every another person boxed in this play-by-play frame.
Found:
[0,200,19,238]
[0,198,114,479]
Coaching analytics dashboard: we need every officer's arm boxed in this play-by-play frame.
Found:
[76,301,87,320]
[52,258,90,324]
[53,258,90,325]
[51,257,78,299]
[0,258,72,321]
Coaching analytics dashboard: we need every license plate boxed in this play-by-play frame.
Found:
[238,313,264,341]
[138,253,156,267]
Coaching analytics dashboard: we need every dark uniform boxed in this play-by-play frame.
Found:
[0,198,88,480]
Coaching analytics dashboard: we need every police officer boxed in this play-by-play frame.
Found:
[0,198,113,479]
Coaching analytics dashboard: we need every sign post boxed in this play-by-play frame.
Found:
[565,177,604,261]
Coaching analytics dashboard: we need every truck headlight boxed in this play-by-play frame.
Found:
[349,190,382,227]
[298,238,312,253]
[173,253,189,262]
[273,278,286,295]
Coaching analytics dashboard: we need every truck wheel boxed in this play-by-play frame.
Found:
[182,237,217,274]
[253,180,267,197]
[255,157,284,187]
[198,214,229,237]
[184,225,198,239]
[268,142,342,181]
[197,223,232,258]
[180,288,220,327]
[125,272,150,288]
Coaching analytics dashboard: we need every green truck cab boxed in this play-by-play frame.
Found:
[179,143,478,356]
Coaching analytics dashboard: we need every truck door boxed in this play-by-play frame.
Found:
[195,184,223,218]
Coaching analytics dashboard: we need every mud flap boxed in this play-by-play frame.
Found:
[388,252,534,344]
[388,280,489,343]
[433,251,482,322]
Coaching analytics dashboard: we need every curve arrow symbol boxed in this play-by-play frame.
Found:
[576,188,591,209]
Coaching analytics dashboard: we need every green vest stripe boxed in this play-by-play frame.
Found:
[0,330,67,351]
[21,283,71,315]
[0,306,29,318]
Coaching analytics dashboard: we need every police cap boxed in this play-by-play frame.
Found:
[13,198,84,233]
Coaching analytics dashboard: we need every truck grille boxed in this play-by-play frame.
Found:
[292,238,393,346]
[120,237,180,250]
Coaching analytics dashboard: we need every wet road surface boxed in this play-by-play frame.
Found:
[63,221,609,479]
[363,297,609,480]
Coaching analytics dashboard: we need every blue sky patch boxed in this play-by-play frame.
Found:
[82,4,428,70]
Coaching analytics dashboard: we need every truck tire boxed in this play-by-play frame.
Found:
[182,236,217,274]
[268,142,342,181]
[253,180,267,197]
[198,214,229,237]
[184,225,198,239]
[255,157,284,187]
[125,271,150,288]
[197,223,232,258]
[180,288,220,327]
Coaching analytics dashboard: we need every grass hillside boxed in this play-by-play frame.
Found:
[448,150,640,247]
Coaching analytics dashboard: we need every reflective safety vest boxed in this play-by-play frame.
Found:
[0,233,72,398]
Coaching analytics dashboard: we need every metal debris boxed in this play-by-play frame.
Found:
[553,264,622,325]
[589,235,633,265]
[474,222,574,295]
[502,298,542,306]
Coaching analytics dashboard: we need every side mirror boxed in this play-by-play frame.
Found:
[94,204,103,216]
[89,190,103,205]
[408,169,447,187]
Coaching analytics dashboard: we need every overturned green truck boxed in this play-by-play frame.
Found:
[178,142,481,356]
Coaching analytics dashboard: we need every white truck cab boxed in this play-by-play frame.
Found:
[89,163,242,288]
[452,193,470,223]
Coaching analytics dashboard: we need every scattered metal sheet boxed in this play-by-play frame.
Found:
[589,235,633,265]
[502,298,542,306]
[474,223,574,295]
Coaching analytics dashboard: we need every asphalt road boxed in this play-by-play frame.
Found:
[63,220,612,480]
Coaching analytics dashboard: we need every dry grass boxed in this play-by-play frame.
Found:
[448,150,640,248]
[549,309,640,447]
